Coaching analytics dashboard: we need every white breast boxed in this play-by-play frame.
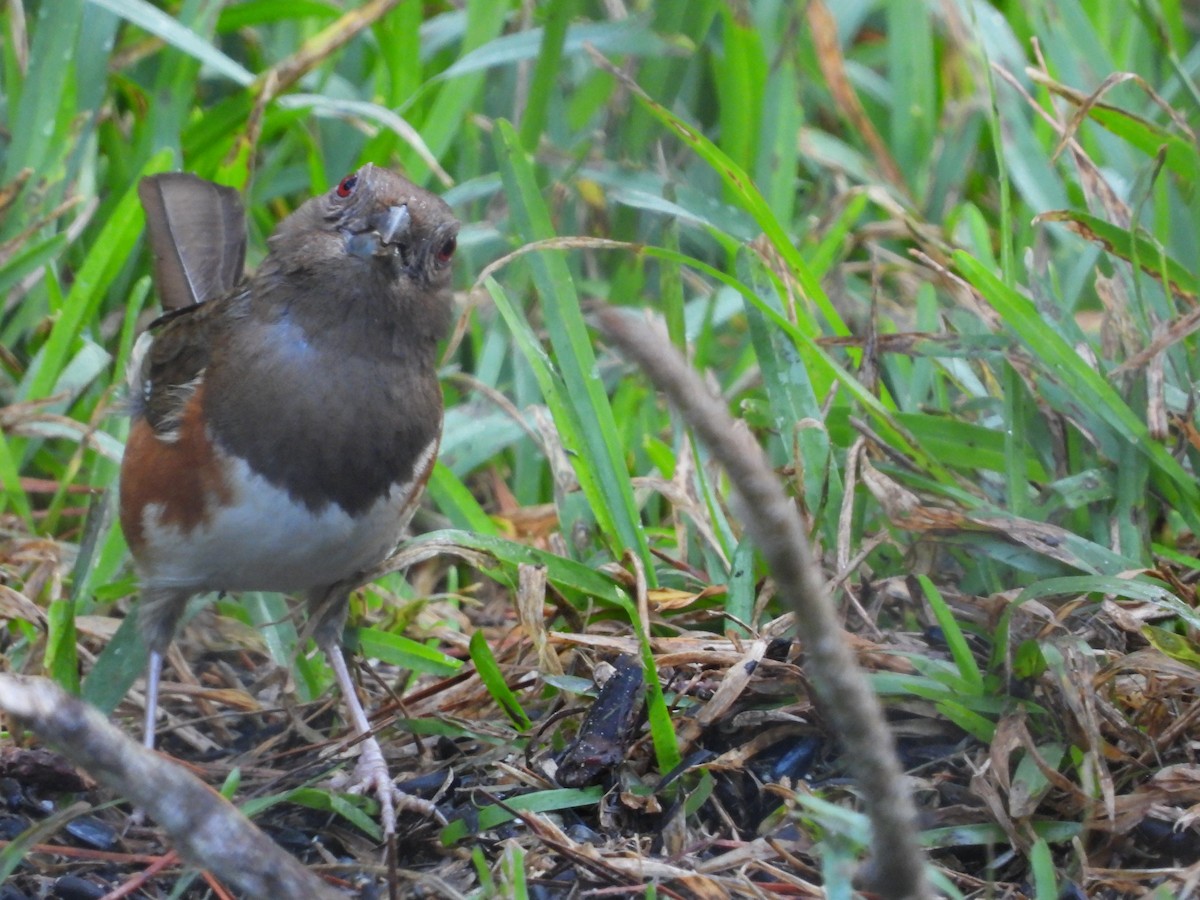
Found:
[134,438,437,595]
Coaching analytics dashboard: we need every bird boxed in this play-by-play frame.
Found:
[118,164,459,837]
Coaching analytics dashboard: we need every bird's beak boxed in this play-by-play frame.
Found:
[375,204,411,247]
[345,204,412,259]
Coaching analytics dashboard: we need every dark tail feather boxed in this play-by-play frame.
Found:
[138,173,246,310]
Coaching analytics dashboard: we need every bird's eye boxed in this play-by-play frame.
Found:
[336,174,358,198]
[436,235,456,264]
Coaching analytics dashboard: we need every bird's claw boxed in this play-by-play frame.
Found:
[329,735,445,836]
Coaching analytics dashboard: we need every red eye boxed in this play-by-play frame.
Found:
[436,235,456,263]
[336,174,358,198]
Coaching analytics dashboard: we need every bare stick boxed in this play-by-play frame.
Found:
[0,674,341,900]
[594,307,931,900]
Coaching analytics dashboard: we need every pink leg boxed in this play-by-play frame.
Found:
[144,649,164,749]
[127,649,167,828]
[321,640,444,836]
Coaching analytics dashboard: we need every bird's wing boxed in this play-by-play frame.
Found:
[129,289,248,438]
[138,173,247,310]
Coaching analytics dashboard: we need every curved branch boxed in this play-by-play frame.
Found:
[595,306,931,900]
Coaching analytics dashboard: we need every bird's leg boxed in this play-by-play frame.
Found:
[127,647,166,829]
[320,636,445,836]
[143,649,165,749]
[137,585,191,752]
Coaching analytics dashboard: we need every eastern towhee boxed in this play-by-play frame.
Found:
[119,164,458,836]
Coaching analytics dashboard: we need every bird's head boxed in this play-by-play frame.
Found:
[264,163,459,296]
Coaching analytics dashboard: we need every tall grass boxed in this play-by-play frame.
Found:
[3,0,1200,895]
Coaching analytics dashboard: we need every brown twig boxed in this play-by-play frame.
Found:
[0,674,341,899]
[594,307,932,900]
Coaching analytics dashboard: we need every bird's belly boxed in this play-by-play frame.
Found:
[134,443,435,594]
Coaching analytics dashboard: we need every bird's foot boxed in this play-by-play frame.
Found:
[329,734,445,836]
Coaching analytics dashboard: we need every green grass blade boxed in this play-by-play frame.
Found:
[489,129,653,575]
[44,598,79,693]
[486,276,616,548]
[3,0,83,183]
[438,786,603,843]
[354,627,462,677]
[914,575,983,693]
[600,58,847,337]
[954,250,1200,532]
[397,0,510,184]
[19,149,174,404]
[80,613,147,713]
[86,0,254,86]
[517,0,572,152]
[0,429,33,525]
[469,629,531,730]
[427,461,500,535]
